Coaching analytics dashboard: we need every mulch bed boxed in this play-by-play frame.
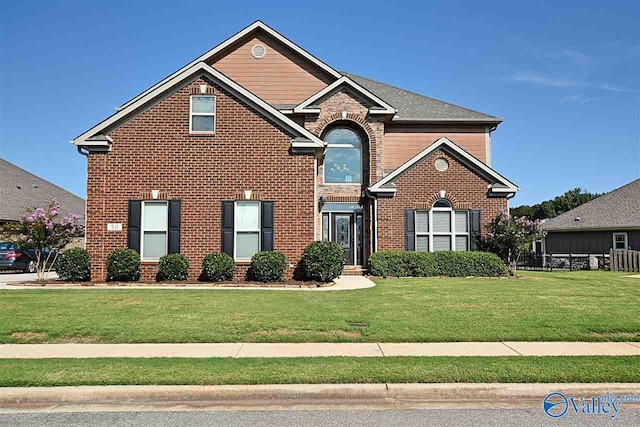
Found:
[8,279,331,288]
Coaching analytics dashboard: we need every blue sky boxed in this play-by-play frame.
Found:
[1,0,638,206]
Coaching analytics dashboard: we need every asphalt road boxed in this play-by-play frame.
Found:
[2,409,640,427]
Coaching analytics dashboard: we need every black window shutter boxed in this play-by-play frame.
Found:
[127,200,142,253]
[221,201,234,256]
[470,209,481,251]
[405,209,416,251]
[261,201,274,251]
[168,200,181,254]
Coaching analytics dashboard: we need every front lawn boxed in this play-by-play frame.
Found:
[2,356,639,386]
[1,271,638,343]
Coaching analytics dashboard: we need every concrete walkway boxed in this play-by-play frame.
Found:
[2,341,639,359]
[0,275,375,291]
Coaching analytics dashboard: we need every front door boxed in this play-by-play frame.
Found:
[332,213,354,265]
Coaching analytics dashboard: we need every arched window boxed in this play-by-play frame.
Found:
[323,127,362,184]
[415,199,469,252]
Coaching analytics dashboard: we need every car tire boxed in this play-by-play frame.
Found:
[24,261,36,274]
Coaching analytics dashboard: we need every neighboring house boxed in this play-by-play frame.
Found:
[541,178,640,254]
[72,21,519,281]
[0,157,85,227]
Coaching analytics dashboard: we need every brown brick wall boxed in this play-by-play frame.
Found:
[85,76,315,281]
[377,149,508,250]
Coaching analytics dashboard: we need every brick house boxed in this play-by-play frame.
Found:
[73,21,519,281]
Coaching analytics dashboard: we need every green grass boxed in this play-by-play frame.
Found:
[1,356,639,386]
[1,270,639,343]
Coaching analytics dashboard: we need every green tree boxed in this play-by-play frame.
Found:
[510,188,603,220]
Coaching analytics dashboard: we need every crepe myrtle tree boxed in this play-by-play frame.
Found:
[3,199,83,281]
[483,211,543,276]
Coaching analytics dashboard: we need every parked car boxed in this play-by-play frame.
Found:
[0,242,36,273]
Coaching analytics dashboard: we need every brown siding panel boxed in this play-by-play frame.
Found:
[209,31,335,105]
[384,125,487,169]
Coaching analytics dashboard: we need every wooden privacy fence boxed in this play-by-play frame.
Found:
[610,249,640,272]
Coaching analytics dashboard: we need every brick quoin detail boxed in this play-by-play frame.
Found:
[377,149,508,250]
[85,76,315,281]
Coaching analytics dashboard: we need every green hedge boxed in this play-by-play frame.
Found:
[300,241,345,282]
[56,248,91,282]
[106,248,140,282]
[249,251,288,282]
[369,250,507,278]
[201,253,236,282]
[157,254,189,281]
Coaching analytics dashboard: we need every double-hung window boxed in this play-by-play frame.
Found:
[141,201,168,260]
[415,200,469,252]
[613,232,628,250]
[190,95,215,133]
[235,201,260,260]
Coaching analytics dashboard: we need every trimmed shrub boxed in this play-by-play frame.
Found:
[301,241,344,282]
[368,250,409,278]
[106,248,140,282]
[250,251,288,282]
[433,251,507,277]
[368,250,507,278]
[403,251,436,277]
[56,248,91,282]
[157,253,189,281]
[201,253,236,282]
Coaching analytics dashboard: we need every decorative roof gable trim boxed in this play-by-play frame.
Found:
[71,62,324,150]
[368,137,519,195]
[116,21,342,112]
[293,76,397,114]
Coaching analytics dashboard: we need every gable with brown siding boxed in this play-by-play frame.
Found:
[383,125,487,170]
[209,30,335,105]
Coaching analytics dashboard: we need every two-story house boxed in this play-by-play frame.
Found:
[73,21,519,280]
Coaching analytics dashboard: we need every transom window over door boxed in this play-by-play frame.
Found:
[190,95,216,133]
[415,199,469,252]
[323,127,362,184]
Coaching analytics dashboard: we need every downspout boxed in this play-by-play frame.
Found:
[313,155,318,240]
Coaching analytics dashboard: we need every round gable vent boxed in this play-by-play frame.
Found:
[435,158,449,172]
[251,44,266,59]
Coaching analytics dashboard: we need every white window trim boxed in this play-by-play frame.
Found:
[234,201,261,261]
[140,201,168,261]
[323,127,363,186]
[415,205,469,252]
[613,232,628,250]
[190,95,216,134]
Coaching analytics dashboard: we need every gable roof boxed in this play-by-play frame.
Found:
[542,179,640,231]
[343,72,502,123]
[293,76,396,115]
[368,137,518,194]
[116,21,341,112]
[72,62,324,151]
[0,158,85,223]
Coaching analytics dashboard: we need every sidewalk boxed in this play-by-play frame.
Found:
[0,275,375,291]
[2,341,639,359]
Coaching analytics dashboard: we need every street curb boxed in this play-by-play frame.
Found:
[1,383,639,411]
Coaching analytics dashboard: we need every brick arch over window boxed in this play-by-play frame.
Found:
[316,113,377,185]
[415,193,461,210]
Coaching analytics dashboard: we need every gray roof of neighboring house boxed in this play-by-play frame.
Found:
[542,178,640,231]
[342,72,502,123]
[0,158,85,223]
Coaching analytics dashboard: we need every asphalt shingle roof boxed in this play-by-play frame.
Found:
[541,178,640,231]
[342,72,502,123]
[0,158,85,223]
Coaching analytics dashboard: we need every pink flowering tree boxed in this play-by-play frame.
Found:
[2,199,84,281]
[483,211,543,276]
